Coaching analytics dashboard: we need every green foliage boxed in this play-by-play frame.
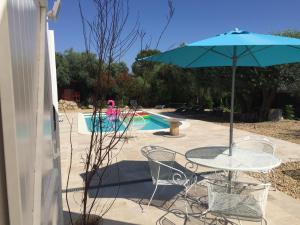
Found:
[56,52,71,87]
[274,31,300,96]
[109,62,129,77]
[129,30,300,119]
[56,49,130,104]
[283,105,295,120]
[132,49,161,77]
[57,30,300,118]
[56,49,99,102]
[223,107,231,113]
[202,94,214,109]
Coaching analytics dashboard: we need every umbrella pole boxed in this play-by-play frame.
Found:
[229,55,237,156]
[227,53,238,225]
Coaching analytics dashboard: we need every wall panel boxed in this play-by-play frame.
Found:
[7,1,40,224]
[3,0,63,224]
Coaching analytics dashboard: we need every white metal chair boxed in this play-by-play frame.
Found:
[233,136,275,155]
[141,146,198,216]
[233,136,277,188]
[202,180,271,225]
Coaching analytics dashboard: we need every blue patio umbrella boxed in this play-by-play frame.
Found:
[143,29,300,155]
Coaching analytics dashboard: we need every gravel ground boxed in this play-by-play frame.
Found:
[163,109,300,199]
[159,109,300,144]
[248,161,300,199]
[219,119,300,145]
[211,118,300,199]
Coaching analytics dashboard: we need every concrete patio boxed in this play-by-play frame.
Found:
[60,110,300,225]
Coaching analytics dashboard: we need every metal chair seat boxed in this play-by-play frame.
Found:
[202,180,270,224]
[141,146,199,217]
[210,195,263,220]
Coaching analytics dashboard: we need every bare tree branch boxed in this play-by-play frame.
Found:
[62,107,74,225]
[138,29,146,51]
[66,1,140,224]
[155,0,175,49]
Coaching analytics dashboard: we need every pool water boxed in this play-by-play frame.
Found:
[84,114,169,132]
[132,115,169,130]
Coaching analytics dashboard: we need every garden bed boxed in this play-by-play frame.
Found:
[167,109,300,145]
[209,115,300,199]
[166,109,300,199]
[219,119,300,145]
[248,161,300,199]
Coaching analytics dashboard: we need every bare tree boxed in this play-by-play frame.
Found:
[138,29,146,51]
[136,0,175,51]
[65,1,140,224]
[155,0,175,49]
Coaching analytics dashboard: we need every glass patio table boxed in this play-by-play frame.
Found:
[185,146,281,172]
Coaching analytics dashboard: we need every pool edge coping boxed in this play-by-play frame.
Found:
[77,110,190,135]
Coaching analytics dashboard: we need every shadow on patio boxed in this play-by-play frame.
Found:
[76,160,208,211]
[63,211,140,225]
[63,160,213,224]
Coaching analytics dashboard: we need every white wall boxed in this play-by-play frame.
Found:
[48,29,59,111]
[0,1,63,224]
[0,105,9,225]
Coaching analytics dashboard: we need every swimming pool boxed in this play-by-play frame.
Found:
[83,113,170,132]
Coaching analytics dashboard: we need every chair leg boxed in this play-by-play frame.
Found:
[271,170,277,191]
[233,171,239,181]
[200,209,208,217]
[263,171,276,191]
[184,187,189,218]
[200,210,208,225]
[262,217,268,225]
[147,182,159,210]
[184,178,198,218]
[263,172,268,183]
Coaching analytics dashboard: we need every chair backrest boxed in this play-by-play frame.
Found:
[141,146,177,183]
[207,180,270,220]
[233,136,275,155]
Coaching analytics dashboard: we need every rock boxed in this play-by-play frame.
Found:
[58,100,79,111]
[268,108,283,121]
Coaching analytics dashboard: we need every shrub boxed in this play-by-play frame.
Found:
[223,107,231,113]
[201,94,214,109]
[283,104,295,120]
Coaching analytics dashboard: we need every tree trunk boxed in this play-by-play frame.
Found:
[259,88,276,121]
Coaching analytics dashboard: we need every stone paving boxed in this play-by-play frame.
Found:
[60,110,300,225]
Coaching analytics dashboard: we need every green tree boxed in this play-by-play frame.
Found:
[110,62,129,77]
[56,52,70,88]
[55,49,98,104]
[131,49,161,106]
[132,49,161,76]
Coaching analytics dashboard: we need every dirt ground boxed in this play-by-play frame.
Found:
[226,119,300,199]
[210,118,300,199]
[162,108,300,145]
[163,109,300,199]
[249,161,300,199]
[218,119,300,145]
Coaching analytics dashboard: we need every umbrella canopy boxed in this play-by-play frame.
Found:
[143,29,300,155]
[144,29,300,68]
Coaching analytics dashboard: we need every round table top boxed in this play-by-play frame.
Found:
[185,146,281,172]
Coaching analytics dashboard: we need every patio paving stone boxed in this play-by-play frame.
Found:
[60,110,300,225]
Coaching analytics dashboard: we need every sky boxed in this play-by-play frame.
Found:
[49,0,300,70]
